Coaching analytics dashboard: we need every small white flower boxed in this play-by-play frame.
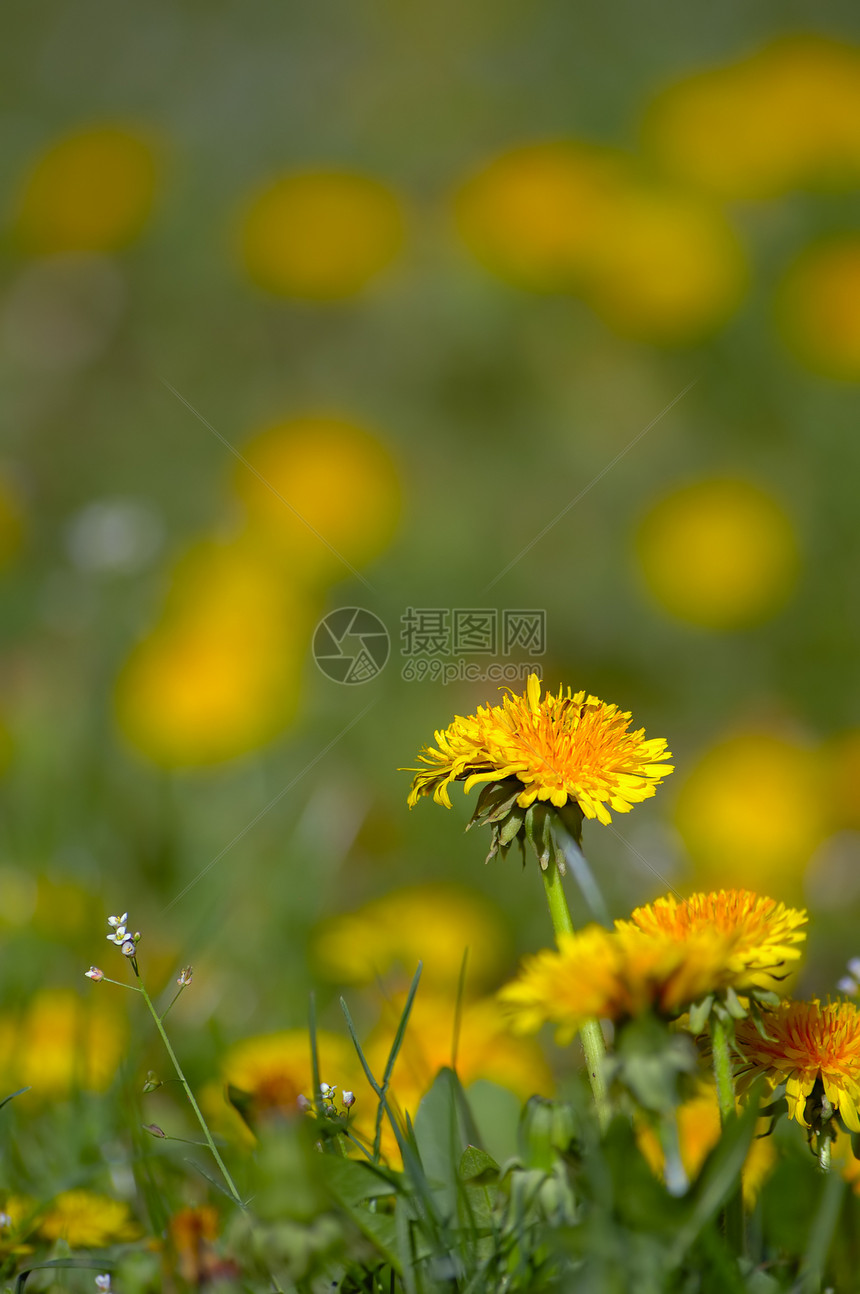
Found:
[85,967,104,982]
[177,966,193,986]
[838,976,858,995]
[342,1090,355,1108]
[319,1082,333,1097]
[848,957,860,981]
[107,914,128,929]
[121,940,136,957]
[95,1277,112,1292]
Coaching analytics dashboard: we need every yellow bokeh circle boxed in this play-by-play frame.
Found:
[644,36,860,200]
[239,170,406,299]
[115,540,315,767]
[453,140,623,292]
[674,733,828,897]
[636,478,799,629]
[14,124,159,254]
[234,415,400,579]
[584,182,746,343]
[777,238,860,381]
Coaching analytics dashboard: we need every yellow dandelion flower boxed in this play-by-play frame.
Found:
[644,36,860,201]
[498,924,731,1043]
[635,477,799,630]
[453,140,624,292]
[222,1029,355,1121]
[735,999,860,1133]
[777,236,860,381]
[406,673,672,825]
[674,733,827,898]
[618,890,807,995]
[239,170,406,300]
[38,1190,139,1248]
[584,181,746,344]
[14,124,159,254]
[115,539,315,766]
[233,415,401,581]
[367,991,553,1111]
[0,989,127,1099]
[313,884,509,994]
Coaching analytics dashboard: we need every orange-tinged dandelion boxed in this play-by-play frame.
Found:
[498,924,733,1043]
[618,890,807,996]
[406,673,672,825]
[735,999,860,1133]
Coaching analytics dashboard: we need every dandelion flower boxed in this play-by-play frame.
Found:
[617,890,807,996]
[38,1190,139,1248]
[734,999,860,1133]
[406,673,672,825]
[499,924,732,1042]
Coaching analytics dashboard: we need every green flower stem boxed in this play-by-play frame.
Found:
[136,977,244,1209]
[541,858,609,1130]
[711,1013,744,1255]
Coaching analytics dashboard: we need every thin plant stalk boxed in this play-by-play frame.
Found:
[711,1013,744,1255]
[136,977,244,1209]
[541,857,609,1130]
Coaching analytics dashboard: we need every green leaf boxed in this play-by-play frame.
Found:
[459,1146,500,1183]
[321,1155,402,1272]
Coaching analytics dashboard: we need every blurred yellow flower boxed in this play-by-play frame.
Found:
[206,1027,383,1157]
[499,924,731,1043]
[407,673,672,824]
[584,181,746,343]
[454,142,744,340]
[644,36,860,199]
[735,999,860,1133]
[38,1189,139,1248]
[617,890,807,996]
[367,992,553,1117]
[636,478,799,629]
[0,473,23,569]
[115,540,314,766]
[14,124,159,254]
[637,1082,775,1201]
[453,141,623,292]
[822,730,860,831]
[777,237,860,381]
[239,170,406,299]
[234,415,400,580]
[0,989,127,1098]
[222,1029,354,1118]
[674,733,828,897]
[313,884,510,994]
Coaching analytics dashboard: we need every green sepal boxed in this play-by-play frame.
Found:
[687,995,714,1036]
[724,986,748,1020]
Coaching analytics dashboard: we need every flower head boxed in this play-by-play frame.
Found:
[405,675,672,871]
[617,890,807,996]
[498,923,732,1042]
[38,1190,139,1248]
[85,967,104,982]
[734,998,860,1133]
[407,674,672,822]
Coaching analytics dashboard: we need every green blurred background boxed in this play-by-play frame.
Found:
[2,0,860,1111]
